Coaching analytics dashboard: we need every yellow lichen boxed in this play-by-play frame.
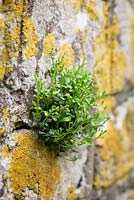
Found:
[80,27,89,43]
[129,190,134,200]
[0,64,6,80]
[72,0,87,13]
[75,26,89,59]
[86,0,99,20]
[2,145,9,158]
[94,2,126,95]
[97,96,116,115]
[94,103,134,189]
[130,15,134,84]
[111,50,126,92]
[43,33,56,57]
[23,16,39,59]
[94,52,112,94]
[71,0,99,19]
[0,18,5,29]
[76,28,81,35]
[76,26,89,44]
[59,44,75,68]
[108,16,120,36]
[8,132,61,199]
[0,127,6,136]
[67,185,78,200]
[2,108,10,121]
[5,66,13,75]
[99,121,124,161]
[66,0,71,3]
[125,104,134,136]
[0,0,39,80]
[3,173,8,180]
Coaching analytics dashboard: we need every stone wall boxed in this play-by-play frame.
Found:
[0,0,134,199]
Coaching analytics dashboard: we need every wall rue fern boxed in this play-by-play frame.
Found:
[32,54,109,154]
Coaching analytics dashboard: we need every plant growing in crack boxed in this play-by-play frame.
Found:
[32,53,109,158]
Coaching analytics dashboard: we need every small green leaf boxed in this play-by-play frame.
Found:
[32,53,109,158]
[60,117,71,122]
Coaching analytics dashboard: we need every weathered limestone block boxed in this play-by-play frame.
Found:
[92,1,134,198]
[94,98,134,189]
[0,0,134,199]
[0,0,99,199]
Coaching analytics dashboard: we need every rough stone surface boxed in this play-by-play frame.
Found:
[0,0,134,199]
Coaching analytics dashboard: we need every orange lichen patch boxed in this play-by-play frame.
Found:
[8,132,61,199]
[107,16,120,36]
[5,66,13,75]
[101,1,108,22]
[2,108,10,121]
[43,33,56,57]
[0,0,39,80]
[0,18,5,29]
[0,64,6,80]
[125,104,134,136]
[110,16,126,93]
[94,104,134,189]
[67,185,78,200]
[0,127,6,136]
[0,17,6,80]
[3,173,8,180]
[94,2,126,95]
[130,15,134,84]
[70,0,99,19]
[86,0,99,20]
[2,145,9,158]
[59,44,75,68]
[94,2,111,94]
[23,16,39,59]
[98,121,124,160]
[94,53,112,94]
[97,96,116,114]
[76,28,81,35]
[72,0,86,13]
[129,190,134,200]
[111,50,126,93]
[0,3,20,80]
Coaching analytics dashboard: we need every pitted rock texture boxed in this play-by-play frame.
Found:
[0,0,134,199]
